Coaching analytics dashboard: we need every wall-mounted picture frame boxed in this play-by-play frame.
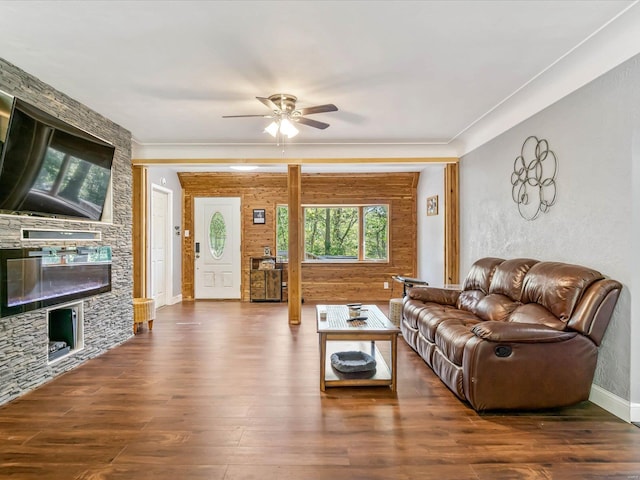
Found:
[253,209,266,224]
[427,195,439,216]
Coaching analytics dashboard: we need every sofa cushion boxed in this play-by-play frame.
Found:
[435,318,481,366]
[402,298,429,329]
[462,257,505,294]
[489,258,538,301]
[457,290,485,312]
[521,262,604,322]
[508,303,566,330]
[473,293,519,321]
[417,306,478,342]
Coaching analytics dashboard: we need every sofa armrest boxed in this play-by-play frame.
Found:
[406,286,460,306]
[471,321,577,343]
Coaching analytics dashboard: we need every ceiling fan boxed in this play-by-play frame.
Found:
[222,93,338,139]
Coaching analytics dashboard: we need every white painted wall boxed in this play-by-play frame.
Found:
[417,165,445,285]
[459,54,638,413]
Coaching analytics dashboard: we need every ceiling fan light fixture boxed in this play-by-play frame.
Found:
[227,93,337,143]
[264,118,299,139]
[264,121,279,137]
[280,118,299,138]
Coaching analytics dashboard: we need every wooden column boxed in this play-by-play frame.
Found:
[288,164,302,324]
[132,165,148,298]
[444,163,460,284]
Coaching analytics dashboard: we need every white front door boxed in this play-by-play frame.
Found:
[194,197,241,299]
[151,186,172,307]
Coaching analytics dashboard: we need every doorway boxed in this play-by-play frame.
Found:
[150,184,173,307]
[194,197,241,299]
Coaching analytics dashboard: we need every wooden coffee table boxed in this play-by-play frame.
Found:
[316,304,400,392]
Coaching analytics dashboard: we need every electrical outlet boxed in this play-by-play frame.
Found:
[383,282,389,289]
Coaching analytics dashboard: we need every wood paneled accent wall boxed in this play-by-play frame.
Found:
[178,171,419,302]
[132,165,147,298]
[444,163,460,284]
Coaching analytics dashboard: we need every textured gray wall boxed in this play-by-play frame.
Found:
[459,54,639,400]
[0,57,133,404]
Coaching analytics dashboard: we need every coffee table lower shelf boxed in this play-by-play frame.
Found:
[321,340,394,390]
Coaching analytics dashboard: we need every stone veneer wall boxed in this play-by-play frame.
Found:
[0,58,133,404]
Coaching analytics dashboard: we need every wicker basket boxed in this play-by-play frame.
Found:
[133,298,155,334]
[389,298,403,327]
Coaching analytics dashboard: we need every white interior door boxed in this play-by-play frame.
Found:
[151,186,172,307]
[194,197,241,299]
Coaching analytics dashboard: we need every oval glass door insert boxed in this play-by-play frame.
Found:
[209,211,226,259]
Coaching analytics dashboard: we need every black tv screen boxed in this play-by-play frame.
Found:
[0,98,115,221]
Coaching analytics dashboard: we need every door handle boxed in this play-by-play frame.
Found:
[195,242,200,259]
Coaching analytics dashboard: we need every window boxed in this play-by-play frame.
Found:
[276,205,289,260]
[276,204,389,262]
[363,205,388,261]
[208,211,226,259]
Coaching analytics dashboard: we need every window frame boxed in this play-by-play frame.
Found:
[275,203,390,264]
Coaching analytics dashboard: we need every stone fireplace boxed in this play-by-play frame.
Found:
[0,56,133,405]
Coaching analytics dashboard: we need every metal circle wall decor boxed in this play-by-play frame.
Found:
[510,135,558,221]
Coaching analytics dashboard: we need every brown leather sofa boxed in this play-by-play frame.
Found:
[401,258,622,411]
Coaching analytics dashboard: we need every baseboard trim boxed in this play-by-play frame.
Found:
[589,384,630,422]
[631,402,640,423]
[169,294,182,305]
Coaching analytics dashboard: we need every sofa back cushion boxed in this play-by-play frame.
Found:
[489,258,539,301]
[462,257,505,294]
[457,290,484,312]
[521,262,604,322]
[458,257,504,312]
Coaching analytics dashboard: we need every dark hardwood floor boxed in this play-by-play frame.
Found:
[1,301,640,479]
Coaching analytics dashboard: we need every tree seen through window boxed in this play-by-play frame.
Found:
[276,204,388,262]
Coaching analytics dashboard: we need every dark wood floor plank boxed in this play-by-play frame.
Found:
[0,463,90,480]
[0,301,639,480]
[224,464,480,480]
[74,464,228,480]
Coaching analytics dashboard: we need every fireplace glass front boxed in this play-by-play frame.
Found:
[0,246,111,317]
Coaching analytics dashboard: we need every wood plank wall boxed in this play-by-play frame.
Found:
[444,163,460,284]
[178,171,418,302]
[132,165,147,298]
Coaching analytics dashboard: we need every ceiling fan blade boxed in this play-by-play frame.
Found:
[297,104,338,116]
[296,117,330,130]
[222,114,272,118]
[256,96,279,111]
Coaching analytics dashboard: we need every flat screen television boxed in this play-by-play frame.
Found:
[0,97,115,221]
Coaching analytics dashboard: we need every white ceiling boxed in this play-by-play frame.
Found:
[1,0,639,169]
